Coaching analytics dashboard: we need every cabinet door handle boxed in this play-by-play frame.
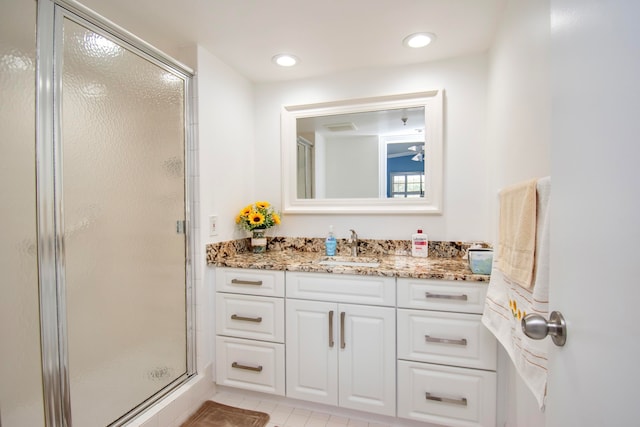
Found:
[340,311,346,349]
[425,392,468,406]
[231,362,263,372]
[425,335,468,346]
[231,314,263,323]
[328,310,335,348]
[231,278,263,286]
[425,292,468,301]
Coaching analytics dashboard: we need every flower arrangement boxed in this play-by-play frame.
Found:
[235,200,281,232]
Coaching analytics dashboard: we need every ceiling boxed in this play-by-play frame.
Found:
[298,107,425,138]
[79,0,507,83]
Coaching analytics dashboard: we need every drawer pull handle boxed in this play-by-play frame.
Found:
[231,362,263,372]
[231,279,263,286]
[425,335,468,346]
[425,392,468,406]
[329,310,335,348]
[340,311,346,349]
[425,292,468,301]
[231,314,263,323]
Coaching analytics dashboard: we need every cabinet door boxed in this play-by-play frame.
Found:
[286,299,338,406]
[338,304,396,417]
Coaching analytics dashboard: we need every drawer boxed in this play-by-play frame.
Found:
[286,272,395,306]
[397,309,497,370]
[397,360,496,427]
[216,267,285,297]
[397,278,487,314]
[216,293,284,342]
[215,336,285,396]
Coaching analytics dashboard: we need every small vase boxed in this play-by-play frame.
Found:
[251,228,267,253]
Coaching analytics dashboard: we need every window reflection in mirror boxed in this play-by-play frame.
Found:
[384,136,425,198]
[296,107,425,199]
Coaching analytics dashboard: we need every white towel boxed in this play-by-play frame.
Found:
[482,176,551,409]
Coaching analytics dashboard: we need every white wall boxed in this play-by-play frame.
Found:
[254,54,492,242]
[191,45,256,383]
[324,135,379,198]
[486,0,550,426]
[197,45,256,244]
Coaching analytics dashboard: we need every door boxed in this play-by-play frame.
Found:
[546,1,640,425]
[35,1,194,425]
[338,304,396,416]
[286,299,338,405]
[61,17,189,426]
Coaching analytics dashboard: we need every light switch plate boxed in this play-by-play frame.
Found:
[208,215,218,236]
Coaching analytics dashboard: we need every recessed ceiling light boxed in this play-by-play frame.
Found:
[403,32,436,48]
[272,53,299,67]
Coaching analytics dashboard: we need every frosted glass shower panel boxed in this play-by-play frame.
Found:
[0,0,45,425]
[61,19,187,426]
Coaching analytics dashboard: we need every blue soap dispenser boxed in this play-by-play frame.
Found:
[325,225,337,256]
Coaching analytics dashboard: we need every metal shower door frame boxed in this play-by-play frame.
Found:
[35,1,197,425]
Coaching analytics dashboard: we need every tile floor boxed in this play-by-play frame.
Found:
[210,390,392,427]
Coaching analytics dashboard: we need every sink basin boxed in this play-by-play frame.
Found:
[317,256,381,267]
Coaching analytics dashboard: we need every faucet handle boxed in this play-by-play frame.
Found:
[348,229,358,256]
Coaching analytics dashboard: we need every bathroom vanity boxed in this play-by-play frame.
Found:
[209,240,496,427]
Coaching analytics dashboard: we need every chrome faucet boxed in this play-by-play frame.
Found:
[348,229,358,257]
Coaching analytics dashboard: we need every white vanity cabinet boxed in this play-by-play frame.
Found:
[215,267,285,395]
[396,278,497,427]
[285,272,396,417]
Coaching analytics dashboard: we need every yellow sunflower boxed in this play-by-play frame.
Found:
[235,200,281,231]
[248,211,265,227]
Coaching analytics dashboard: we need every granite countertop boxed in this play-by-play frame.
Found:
[207,238,491,282]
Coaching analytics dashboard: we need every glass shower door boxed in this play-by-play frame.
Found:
[59,16,189,426]
[0,0,45,425]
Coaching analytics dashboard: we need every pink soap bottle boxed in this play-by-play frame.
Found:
[411,229,429,257]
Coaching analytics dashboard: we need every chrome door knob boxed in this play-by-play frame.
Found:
[521,311,567,347]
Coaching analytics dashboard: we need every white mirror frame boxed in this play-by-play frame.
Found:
[281,90,443,214]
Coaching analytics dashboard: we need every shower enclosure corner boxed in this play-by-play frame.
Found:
[1,0,197,425]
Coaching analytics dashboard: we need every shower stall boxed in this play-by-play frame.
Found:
[1,0,196,425]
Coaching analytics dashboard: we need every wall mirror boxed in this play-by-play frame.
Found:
[281,90,443,214]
